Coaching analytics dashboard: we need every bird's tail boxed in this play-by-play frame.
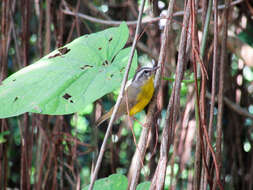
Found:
[95,109,113,127]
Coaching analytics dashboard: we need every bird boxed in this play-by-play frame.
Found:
[95,64,159,127]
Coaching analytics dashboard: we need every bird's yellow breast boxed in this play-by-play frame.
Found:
[129,76,154,116]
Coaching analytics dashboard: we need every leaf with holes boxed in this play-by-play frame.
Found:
[0,22,137,118]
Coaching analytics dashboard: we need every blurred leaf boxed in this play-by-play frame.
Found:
[83,174,128,190]
[136,181,151,190]
[243,66,253,81]
[71,115,88,133]
[0,130,10,144]
[0,22,138,118]
[78,104,94,115]
[238,30,253,47]
[163,77,198,84]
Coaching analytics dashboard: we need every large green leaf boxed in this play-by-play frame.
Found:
[83,174,128,190]
[0,22,137,118]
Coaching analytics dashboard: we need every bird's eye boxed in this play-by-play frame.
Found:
[144,70,149,74]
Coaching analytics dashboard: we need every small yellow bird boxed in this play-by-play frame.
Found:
[95,65,159,126]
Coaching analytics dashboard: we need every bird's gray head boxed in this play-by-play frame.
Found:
[132,65,159,86]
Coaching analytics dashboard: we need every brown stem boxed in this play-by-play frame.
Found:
[88,1,147,189]
[213,0,230,189]
[204,0,218,189]
[150,0,189,189]
[62,0,244,26]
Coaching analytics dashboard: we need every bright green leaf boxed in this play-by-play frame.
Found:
[0,22,137,118]
[0,130,10,144]
[83,174,128,190]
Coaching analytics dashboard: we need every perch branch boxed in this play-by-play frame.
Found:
[88,0,146,189]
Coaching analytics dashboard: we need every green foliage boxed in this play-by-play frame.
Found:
[163,73,197,85]
[83,174,128,190]
[0,130,10,144]
[136,181,151,190]
[237,24,253,47]
[0,22,137,118]
[163,73,197,106]
[83,173,151,190]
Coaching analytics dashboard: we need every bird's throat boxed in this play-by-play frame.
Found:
[129,77,154,116]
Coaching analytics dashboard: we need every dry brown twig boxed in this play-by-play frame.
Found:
[62,0,244,26]
[203,0,219,189]
[128,0,177,189]
[214,1,230,189]
[88,0,147,189]
[150,0,190,189]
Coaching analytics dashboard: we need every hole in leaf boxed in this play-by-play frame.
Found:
[98,47,102,50]
[48,53,61,59]
[102,60,109,66]
[58,47,70,55]
[70,100,74,103]
[109,37,113,42]
[63,93,72,100]
[80,65,93,70]
[120,67,125,72]
[14,97,18,102]
[48,47,71,59]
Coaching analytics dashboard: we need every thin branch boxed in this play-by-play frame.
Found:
[62,0,243,26]
[204,0,218,189]
[88,0,147,189]
[191,0,208,189]
[191,0,222,188]
[150,0,189,189]
[9,2,22,69]
[62,9,160,26]
[200,0,213,59]
[45,0,51,54]
[205,92,253,120]
[127,117,151,190]
[197,0,213,189]
[213,0,230,188]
